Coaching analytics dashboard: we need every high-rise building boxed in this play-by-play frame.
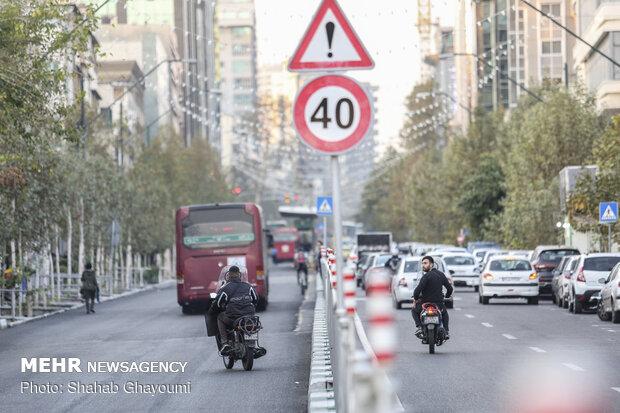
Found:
[456,0,575,117]
[573,0,620,113]
[84,0,219,148]
[95,24,182,141]
[217,0,258,185]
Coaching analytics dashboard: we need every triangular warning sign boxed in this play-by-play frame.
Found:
[289,0,374,72]
[319,199,333,214]
[602,205,617,221]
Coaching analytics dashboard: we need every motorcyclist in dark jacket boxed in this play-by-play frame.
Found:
[412,256,453,339]
[213,266,258,354]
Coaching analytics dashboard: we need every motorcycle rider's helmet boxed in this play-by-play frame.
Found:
[226,265,242,282]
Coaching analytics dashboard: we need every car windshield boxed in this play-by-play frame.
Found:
[475,251,487,259]
[489,259,532,272]
[584,256,620,272]
[375,255,392,266]
[403,261,420,273]
[538,249,579,263]
[444,256,475,266]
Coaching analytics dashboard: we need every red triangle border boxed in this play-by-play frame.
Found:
[288,0,374,71]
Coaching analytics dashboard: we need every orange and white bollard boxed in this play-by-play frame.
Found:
[343,267,357,315]
[366,268,396,365]
[328,254,337,289]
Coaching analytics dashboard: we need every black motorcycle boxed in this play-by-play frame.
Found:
[212,315,266,371]
[416,303,446,354]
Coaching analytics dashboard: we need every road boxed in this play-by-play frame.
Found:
[358,288,620,413]
[0,264,313,413]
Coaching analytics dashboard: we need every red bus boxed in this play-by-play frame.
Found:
[271,227,298,263]
[176,203,269,313]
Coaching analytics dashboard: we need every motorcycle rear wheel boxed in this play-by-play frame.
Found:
[223,356,234,369]
[242,348,254,371]
[428,328,435,354]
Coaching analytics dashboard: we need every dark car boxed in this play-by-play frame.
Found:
[531,246,580,298]
[551,256,573,304]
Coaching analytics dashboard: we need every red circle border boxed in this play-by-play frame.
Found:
[294,75,372,154]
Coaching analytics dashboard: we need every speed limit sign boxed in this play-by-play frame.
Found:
[293,75,373,154]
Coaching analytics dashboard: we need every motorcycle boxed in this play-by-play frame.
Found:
[416,302,446,354]
[205,266,267,371]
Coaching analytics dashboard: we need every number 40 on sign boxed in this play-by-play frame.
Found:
[294,75,373,154]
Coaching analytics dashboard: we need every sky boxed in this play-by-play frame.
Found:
[255,0,455,154]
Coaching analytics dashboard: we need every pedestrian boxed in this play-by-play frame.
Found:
[80,263,98,314]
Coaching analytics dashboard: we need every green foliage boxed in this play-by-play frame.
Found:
[360,82,606,249]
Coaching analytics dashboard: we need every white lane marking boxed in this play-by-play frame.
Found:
[529,347,546,353]
[592,324,600,327]
[454,307,462,311]
[562,363,585,372]
[453,297,462,301]
[464,314,475,319]
[607,329,616,333]
[502,334,517,340]
[481,322,493,328]
[612,387,620,393]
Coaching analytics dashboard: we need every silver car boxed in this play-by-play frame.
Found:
[442,252,480,291]
[391,256,454,309]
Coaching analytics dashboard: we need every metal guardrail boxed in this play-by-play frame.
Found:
[0,267,172,321]
[317,253,401,413]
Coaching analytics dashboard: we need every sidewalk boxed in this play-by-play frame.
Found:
[0,279,175,330]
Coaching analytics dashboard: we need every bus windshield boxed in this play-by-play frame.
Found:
[182,207,255,249]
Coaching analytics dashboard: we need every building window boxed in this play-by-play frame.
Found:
[232,60,251,75]
[232,27,251,38]
[232,44,251,56]
[234,94,253,107]
[540,3,563,83]
[234,78,253,89]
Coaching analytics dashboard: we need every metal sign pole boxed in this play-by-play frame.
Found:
[331,155,344,309]
[323,216,327,246]
[609,224,613,252]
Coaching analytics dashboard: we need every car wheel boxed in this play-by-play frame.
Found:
[528,297,539,305]
[612,300,620,324]
[474,286,479,293]
[481,296,490,305]
[597,301,611,322]
[557,295,563,307]
[256,297,268,312]
[574,299,583,314]
[181,305,193,315]
[562,295,569,309]
[478,294,482,304]
[551,294,556,304]
[394,298,402,309]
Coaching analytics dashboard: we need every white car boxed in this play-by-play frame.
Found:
[566,253,620,314]
[391,256,454,309]
[599,262,620,323]
[479,256,539,305]
[442,252,480,290]
[472,248,499,264]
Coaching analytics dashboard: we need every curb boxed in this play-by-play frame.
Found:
[308,275,336,413]
[4,280,175,329]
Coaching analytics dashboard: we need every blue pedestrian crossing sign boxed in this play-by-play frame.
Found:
[316,196,333,216]
[599,201,618,224]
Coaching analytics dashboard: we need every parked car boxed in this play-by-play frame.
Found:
[479,250,509,271]
[551,256,574,305]
[441,252,480,291]
[390,256,454,309]
[566,253,620,314]
[530,246,580,298]
[558,256,580,309]
[478,255,539,305]
[467,241,500,253]
[598,262,620,323]
[361,253,395,289]
[472,248,500,264]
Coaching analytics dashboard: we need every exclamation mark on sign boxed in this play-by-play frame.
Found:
[326,22,335,58]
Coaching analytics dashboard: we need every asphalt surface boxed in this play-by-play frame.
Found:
[0,263,314,413]
[358,288,620,413]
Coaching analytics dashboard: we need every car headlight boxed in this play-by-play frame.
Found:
[529,272,538,280]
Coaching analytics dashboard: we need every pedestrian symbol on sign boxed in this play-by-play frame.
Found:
[599,201,618,224]
[316,196,333,216]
